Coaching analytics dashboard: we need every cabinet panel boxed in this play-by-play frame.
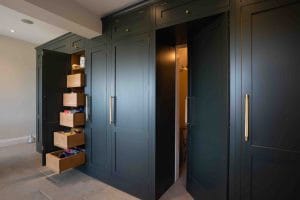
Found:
[41,50,70,164]
[88,42,109,171]
[69,35,86,53]
[112,7,151,39]
[36,51,43,153]
[46,40,69,53]
[155,0,229,28]
[240,1,300,199]
[112,33,151,198]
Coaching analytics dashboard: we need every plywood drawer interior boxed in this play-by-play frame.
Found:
[46,150,85,173]
[67,73,85,88]
[60,112,85,127]
[63,93,85,107]
[54,131,85,149]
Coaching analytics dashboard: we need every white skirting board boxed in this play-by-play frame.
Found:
[0,136,28,148]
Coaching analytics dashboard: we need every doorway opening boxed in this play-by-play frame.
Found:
[156,12,229,199]
[175,44,189,182]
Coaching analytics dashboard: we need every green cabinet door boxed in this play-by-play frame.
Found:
[84,37,110,178]
[40,50,70,165]
[110,33,153,199]
[240,1,300,199]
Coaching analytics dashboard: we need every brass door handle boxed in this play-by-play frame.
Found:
[85,95,89,122]
[109,96,115,125]
[184,96,188,125]
[244,94,250,142]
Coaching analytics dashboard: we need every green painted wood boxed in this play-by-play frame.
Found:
[110,32,153,199]
[240,1,300,199]
[40,50,70,165]
[186,13,229,200]
[111,6,152,40]
[154,0,229,29]
[85,37,110,175]
[36,50,43,153]
[69,35,87,53]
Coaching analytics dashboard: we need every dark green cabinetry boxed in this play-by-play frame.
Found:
[111,6,152,40]
[36,33,88,154]
[36,0,300,199]
[69,35,86,53]
[154,0,229,28]
[110,33,153,199]
[36,33,87,54]
[36,0,231,198]
[234,0,300,199]
[83,37,110,178]
[36,51,43,153]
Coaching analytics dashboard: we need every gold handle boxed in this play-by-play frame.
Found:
[109,96,116,125]
[184,96,188,125]
[109,96,113,124]
[245,94,250,142]
[85,95,89,122]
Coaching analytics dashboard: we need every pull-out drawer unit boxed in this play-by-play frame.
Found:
[54,131,85,149]
[63,93,85,107]
[46,150,85,173]
[67,73,85,88]
[60,112,85,127]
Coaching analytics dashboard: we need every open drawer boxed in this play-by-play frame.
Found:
[60,112,85,127]
[63,93,85,107]
[54,132,85,149]
[46,150,85,173]
[67,73,85,88]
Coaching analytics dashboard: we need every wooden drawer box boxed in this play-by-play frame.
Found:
[54,132,85,149]
[60,112,85,127]
[67,73,85,88]
[46,150,85,173]
[63,93,85,107]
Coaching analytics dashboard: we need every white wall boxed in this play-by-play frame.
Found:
[0,35,36,140]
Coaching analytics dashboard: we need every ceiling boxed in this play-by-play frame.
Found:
[0,0,144,45]
[0,5,68,45]
[74,0,144,17]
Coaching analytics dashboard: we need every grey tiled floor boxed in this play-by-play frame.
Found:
[0,143,192,200]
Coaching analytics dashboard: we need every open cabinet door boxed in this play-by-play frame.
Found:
[40,50,70,165]
[186,13,228,200]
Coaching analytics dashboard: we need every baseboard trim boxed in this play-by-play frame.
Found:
[0,136,28,148]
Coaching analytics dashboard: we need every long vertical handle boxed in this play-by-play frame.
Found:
[85,95,89,122]
[109,96,115,125]
[185,96,188,125]
[244,94,250,142]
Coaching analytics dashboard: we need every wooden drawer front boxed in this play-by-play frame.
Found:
[67,73,85,88]
[60,112,85,127]
[46,150,85,173]
[54,132,85,149]
[63,93,85,107]
[112,7,150,39]
[155,0,229,27]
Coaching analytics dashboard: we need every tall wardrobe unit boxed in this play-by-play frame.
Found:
[36,0,300,199]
